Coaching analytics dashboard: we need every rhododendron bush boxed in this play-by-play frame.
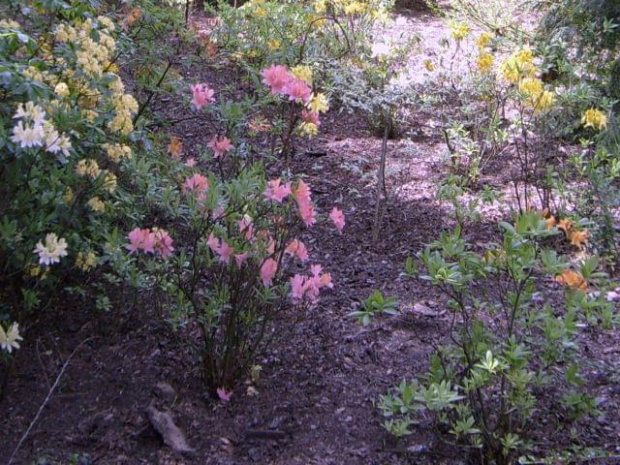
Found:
[120,162,343,393]
[0,3,146,351]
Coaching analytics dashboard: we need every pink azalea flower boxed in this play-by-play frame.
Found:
[153,228,174,258]
[190,83,215,110]
[299,202,317,227]
[260,258,278,286]
[208,135,234,159]
[283,78,312,104]
[216,387,233,402]
[285,239,309,262]
[207,232,220,252]
[238,215,254,240]
[185,157,196,167]
[184,173,209,196]
[260,64,293,95]
[216,240,234,264]
[267,237,276,255]
[310,264,323,276]
[264,179,292,203]
[293,179,312,206]
[301,109,320,126]
[290,274,307,301]
[329,207,345,233]
[234,252,248,268]
[319,272,333,289]
[126,227,146,254]
[126,228,156,254]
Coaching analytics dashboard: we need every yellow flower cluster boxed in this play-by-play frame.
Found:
[108,93,139,135]
[581,108,607,131]
[344,1,367,15]
[88,196,106,212]
[0,19,21,30]
[75,251,97,271]
[476,32,493,49]
[102,143,133,163]
[517,77,555,112]
[500,47,536,83]
[450,22,470,42]
[309,93,329,113]
[76,159,101,178]
[298,122,319,136]
[291,65,313,85]
[103,172,117,193]
[477,53,494,74]
[54,82,70,98]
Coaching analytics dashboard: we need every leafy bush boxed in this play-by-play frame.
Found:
[380,213,615,463]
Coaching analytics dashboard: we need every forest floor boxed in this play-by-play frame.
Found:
[1,2,620,465]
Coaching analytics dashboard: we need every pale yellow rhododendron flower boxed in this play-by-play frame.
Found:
[34,233,68,265]
[267,39,281,51]
[103,172,117,193]
[536,91,555,112]
[477,52,494,73]
[450,22,470,41]
[518,77,543,98]
[0,19,21,29]
[88,197,106,212]
[309,93,329,113]
[76,251,97,272]
[582,108,607,130]
[97,15,115,31]
[54,82,70,98]
[291,65,313,85]
[0,323,23,354]
[313,0,327,13]
[476,32,493,49]
[76,159,101,178]
[102,143,132,163]
[500,48,536,82]
[344,1,366,14]
[82,109,98,123]
[298,122,319,137]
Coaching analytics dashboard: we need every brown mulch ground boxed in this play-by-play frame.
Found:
[2,4,620,465]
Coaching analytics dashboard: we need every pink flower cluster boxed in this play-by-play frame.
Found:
[329,207,345,233]
[190,83,215,110]
[285,239,309,262]
[126,227,174,258]
[208,135,234,159]
[260,65,312,105]
[208,233,247,267]
[290,264,333,302]
[264,179,292,203]
[260,258,278,286]
[293,179,316,227]
[184,173,209,201]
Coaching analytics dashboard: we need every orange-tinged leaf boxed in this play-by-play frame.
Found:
[555,269,587,291]
[168,136,183,159]
[569,229,589,249]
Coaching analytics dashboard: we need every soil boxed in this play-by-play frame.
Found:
[1,3,620,465]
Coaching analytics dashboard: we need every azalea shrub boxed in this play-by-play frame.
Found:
[116,159,345,394]
[380,213,615,463]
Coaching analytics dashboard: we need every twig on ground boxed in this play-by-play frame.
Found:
[6,337,93,465]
